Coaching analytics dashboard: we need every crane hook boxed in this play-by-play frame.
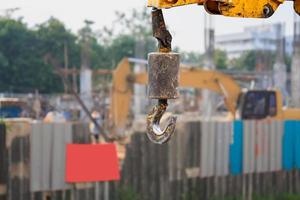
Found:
[146,99,177,144]
[146,8,179,144]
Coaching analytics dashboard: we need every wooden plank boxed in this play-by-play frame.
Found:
[189,121,200,195]
[52,123,72,191]
[256,121,264,173]
[174,123,183,200]
[31,123,43,192]
[275,121,283,171]
[200,121,209,177]
[136,135,142,196]
[215,122,224,177]
[215,122,231,177]
[168,122,177,182]
[0,124,7,185]
[243,121,256,174]
[5,120,31,200]
[162,135,170,200]
[262,121,270,173]
[200,121,216,178]
[208,121,216,177]
[180,122,189,199]
[248,174,253,200]
[269,121,276,172]
[198,121,202,179]
[140,133,147,199]
[148,133,156,200]
[131,134,139,196]
[224,122,231,176]
[72,123,90,144]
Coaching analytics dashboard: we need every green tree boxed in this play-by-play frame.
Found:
[231,51,256,71]
[0,8,226,94]
[214,49,228,70]
[0,18,62,93]
[89,37,111,69]
[108,35,136,67]
[181,51,204,65]
[179,50,228,69]
[98,7,156,68]
[0,17,83,93]
[35,17,82,92]
[78,20,111,70]
[230,50,286,71]
[36,17,80,69]
[285,54,292,73]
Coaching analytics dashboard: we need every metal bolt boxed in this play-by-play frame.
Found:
[263,4,274,18]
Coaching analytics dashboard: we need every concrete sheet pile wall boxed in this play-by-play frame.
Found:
[120,120,300,200]
[0,124,7,200]
[71,123,91,144]
[30,122,107,200]
[201,121,231,177]
[0,120,31,200]
[1,119,300,200]
[30,122,101,200]
[0,121,108,200]
[30,122,72,192]
[243,120,283,174]
[121,121,236,200]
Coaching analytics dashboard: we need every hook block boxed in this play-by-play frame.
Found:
[148,52,180,99]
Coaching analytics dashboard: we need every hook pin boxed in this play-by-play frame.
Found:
[146,99,177,144]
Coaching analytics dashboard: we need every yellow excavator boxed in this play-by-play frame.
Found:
[110,58,300,133]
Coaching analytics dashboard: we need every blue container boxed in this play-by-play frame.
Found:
[0,106,22,118]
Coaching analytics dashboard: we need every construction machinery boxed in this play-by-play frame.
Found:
[110,58,300,142]
[148,0,300,18]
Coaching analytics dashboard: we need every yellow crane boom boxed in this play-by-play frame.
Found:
[148,0,300,18]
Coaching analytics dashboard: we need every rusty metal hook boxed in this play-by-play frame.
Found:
[146,8,179,144]
[146,99,177,144]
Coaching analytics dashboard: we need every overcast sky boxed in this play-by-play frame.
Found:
[1,0,297,52]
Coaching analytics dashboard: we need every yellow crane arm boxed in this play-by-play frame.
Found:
[110,58,241,130]
[295,0,300,14]
[148,0,300,18]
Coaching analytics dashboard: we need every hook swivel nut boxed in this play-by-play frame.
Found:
[146,52,180,144]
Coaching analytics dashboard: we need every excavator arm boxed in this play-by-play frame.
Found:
[110,58,241,131]
[110,58,300,132]
[148,0,300,18]
[110,58,133,131]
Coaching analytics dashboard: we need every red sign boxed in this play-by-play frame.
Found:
[65,144,120,183]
